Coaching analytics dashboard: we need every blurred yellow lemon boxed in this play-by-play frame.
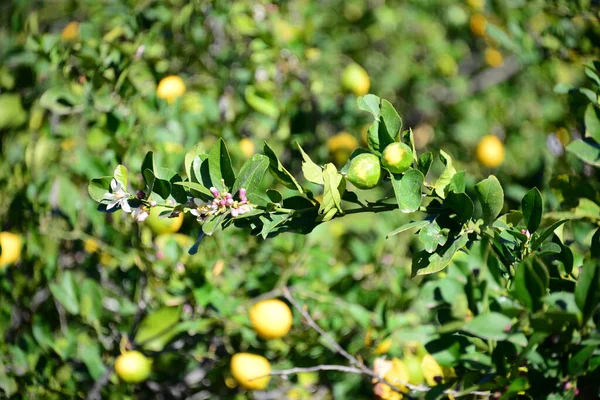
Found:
[230,353,271,390]
[342,63,370,96]
[328,132,359,166]
[374,358,409,400]
[115,351,152,383]
[145,206,184,235]
[0,232,21,267]
[61,21,79,41]
[375,338,393,355]
[470,14,487,37]
[156,75,186,103]
[484,48,504,68]
[249,299,293,339]
[239,138,255,158]
[475,135,505,168]
[84,239,99,253]
[467,0,485,10]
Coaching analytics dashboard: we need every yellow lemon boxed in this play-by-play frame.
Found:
[0,232,22,267]
[61,21,80,41]
[342,63,370,97]
[84,239,99,253]
[484,48,504,68]
[156,75,186,103]
[145,206,184,235]
[375,338,393,355]
[470,14,487,37]
[239,138,255,158]
[467,0,485,10]
[114,351,152,383]
[328,132,359,166]
[378,358,409,399]
[475,135,505,168]
[230,353,271,390]
[249,299,293,339]
[421,354,446,386]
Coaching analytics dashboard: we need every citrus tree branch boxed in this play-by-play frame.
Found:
[281,286,492,398]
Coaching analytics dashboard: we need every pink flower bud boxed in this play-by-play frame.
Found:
[219,199,226,206]
[149,201,157,207]
[226,198,234,206]
[156,251,164,260]
[231,208,239,217]
[210,187,220,198]
[239,188,246,198]
[226,192,233,199]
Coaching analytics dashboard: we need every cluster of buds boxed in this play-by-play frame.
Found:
[190,187,253,222]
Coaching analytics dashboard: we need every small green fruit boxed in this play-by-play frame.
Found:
[346,153,382,190]
[114,351,152,383]
[342,63,370,97]
[381,142,413,174]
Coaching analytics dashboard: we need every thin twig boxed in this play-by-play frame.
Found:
[281,287,407,395]
[281,287,492,398]
[86,365,114,400]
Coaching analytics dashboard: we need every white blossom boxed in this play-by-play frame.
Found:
[104,179,131,213]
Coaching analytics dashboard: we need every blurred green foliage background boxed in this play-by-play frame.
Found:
[1,0,599,398]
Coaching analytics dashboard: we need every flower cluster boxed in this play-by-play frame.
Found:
[190,187,253,222]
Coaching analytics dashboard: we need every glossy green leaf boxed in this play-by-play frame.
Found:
[463,312,512,341]
[49,271,80,315]
[584,104,600,143]
[387,220,429,239]
[297,142,323,185]
[575,260,600,324]
[232,154,269,196]
[434,150,456,198]
[264,142,303,192]
[391,169,424,213]
[566,139,600,167]
[521,187,543,233]
[475,175,504,226]
[135,306,182,351]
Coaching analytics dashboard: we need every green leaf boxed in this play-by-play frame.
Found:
[417,152,433,177]
[113,165,128,188]
[203,213,226,236]
[463,312,512,341]
[592,228,600,260]
[585,104,600,143]
[184,142,206,182]
[79,279,103,330]
[296,142,324,185]
[357,94,380,118]
[387,220,429,239]
[530,219,567,250]
[244,86,279,118]
[568,346,596,377]
[135,306,182,351]
[88,176,112,202]
[419,220,449,253]
[412,234,468,276]
[174,181,213,200]
[566,139,600,167]
[143,169,171,200]
[575,260,600,324]
[513,258,548,311]
[264,142,303,192]
[78,339,107,380]
[521,187,543,233]
[380,100,402,140]
[49,271,80,315]
[434,150,456,198]
[445,192,474,223]
[391,169,424,213]
[475,175,504,226]
[445,171,466,194]
[258,213,291,239]
[232,154,269,197]
[208,138,235,189]
[318,163,345,222]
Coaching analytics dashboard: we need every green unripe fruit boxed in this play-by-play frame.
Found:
[405,354,425,385]
[345,153,382,190]
[114,351,152,383]
[342,63,370,97]
[381,142,413,174]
